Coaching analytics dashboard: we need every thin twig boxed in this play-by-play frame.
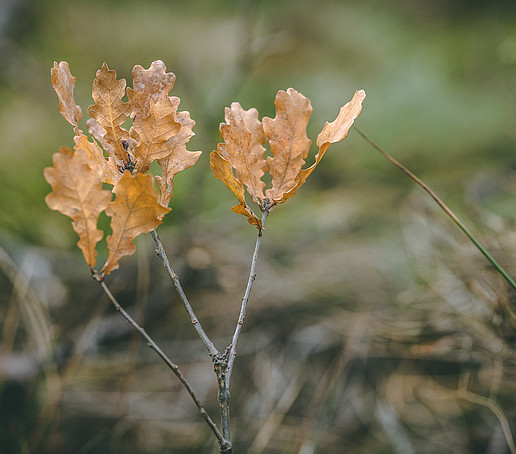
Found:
[226,208,269,387]
[94,275,227,449]
[150,229,219,358]
[214,355,232,449]
[354,126,516,292]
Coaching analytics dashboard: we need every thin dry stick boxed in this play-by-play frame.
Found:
[354,126,516,292]
[94,276,228,450]
[227,208,269,387]
[150,229,219,358]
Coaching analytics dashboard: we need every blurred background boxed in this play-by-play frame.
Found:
[2,0,516,452]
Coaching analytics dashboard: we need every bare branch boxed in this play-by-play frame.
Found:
[93,274,227,448]
[226,207,269,387]
[150,229,220,358]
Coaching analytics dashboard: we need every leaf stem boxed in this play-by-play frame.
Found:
[93,274,227,448]
[150,229,220,357]
[226,207,269,387]
[353,126,516,292]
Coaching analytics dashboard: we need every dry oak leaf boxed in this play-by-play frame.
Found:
[74,133,122,186]
[263,88,312,203]
[44,147,111,267]
[130,96,181,173]
[101,172,170,277]
[218,103,267,204]
[210,151,261,229]
[127,60,176,118]
[279,89,366,203]
[51,61,83,135]
[87,63,131,163]
[156,109,201,210]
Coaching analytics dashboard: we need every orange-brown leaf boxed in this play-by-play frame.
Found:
[263,88,312,203]
[316,89,366,149]
[86,118,124,165]
[44,147,111,267]
[156,109,201,209]
[279,89,366,203]
[210,151,261,229]
[74,133,122,185]
[131,96,181,173]
[101,172,170,276]
[51,61,83,135]
[87,63,130,163]
[127,60,176,118]
[218,103,267,204]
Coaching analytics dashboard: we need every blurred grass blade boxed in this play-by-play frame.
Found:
[354,126,516,292]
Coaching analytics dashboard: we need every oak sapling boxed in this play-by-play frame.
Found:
[45,59,365,453]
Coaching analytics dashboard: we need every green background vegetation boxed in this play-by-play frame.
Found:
[2,0,516,452]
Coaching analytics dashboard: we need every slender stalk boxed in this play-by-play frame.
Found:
[150,229,219,357]
[353,126,516,292]
[226,208,269,387]
[93,276,227,448]
[214,355,232,452]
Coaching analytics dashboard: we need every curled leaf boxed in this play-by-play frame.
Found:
[280,89,366,202]
[44,147,111,267]
[316,89,367,148]
[263,88,312,203]
[156,109,201,209]
[87,63,131,163]
[101,172,170,277]
[210,151,261,229]
[74,133,122,186]
[51,61,83,135]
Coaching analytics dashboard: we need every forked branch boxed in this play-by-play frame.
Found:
[92,272,229,450]
[150,229,220,358]
[227,207,270,387]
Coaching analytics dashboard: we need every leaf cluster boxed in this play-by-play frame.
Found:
[46,60,365,276]
[210,88,366,230]
[45,61,201,277]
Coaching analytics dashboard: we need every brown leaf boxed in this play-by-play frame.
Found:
[101,172,170,276]
[210,151,261,229]
[218,103,267,204]
[44,147,111,267]
[74,133,122,185]
[262,88,312,203]
[316,89,366,148]
[156,109,201,209]
[51,61,83,135]
[279,89,366,203]
[127,60,176,118]
[86,118,121,163]
[130,96,181,173]
[87,63,131,163]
